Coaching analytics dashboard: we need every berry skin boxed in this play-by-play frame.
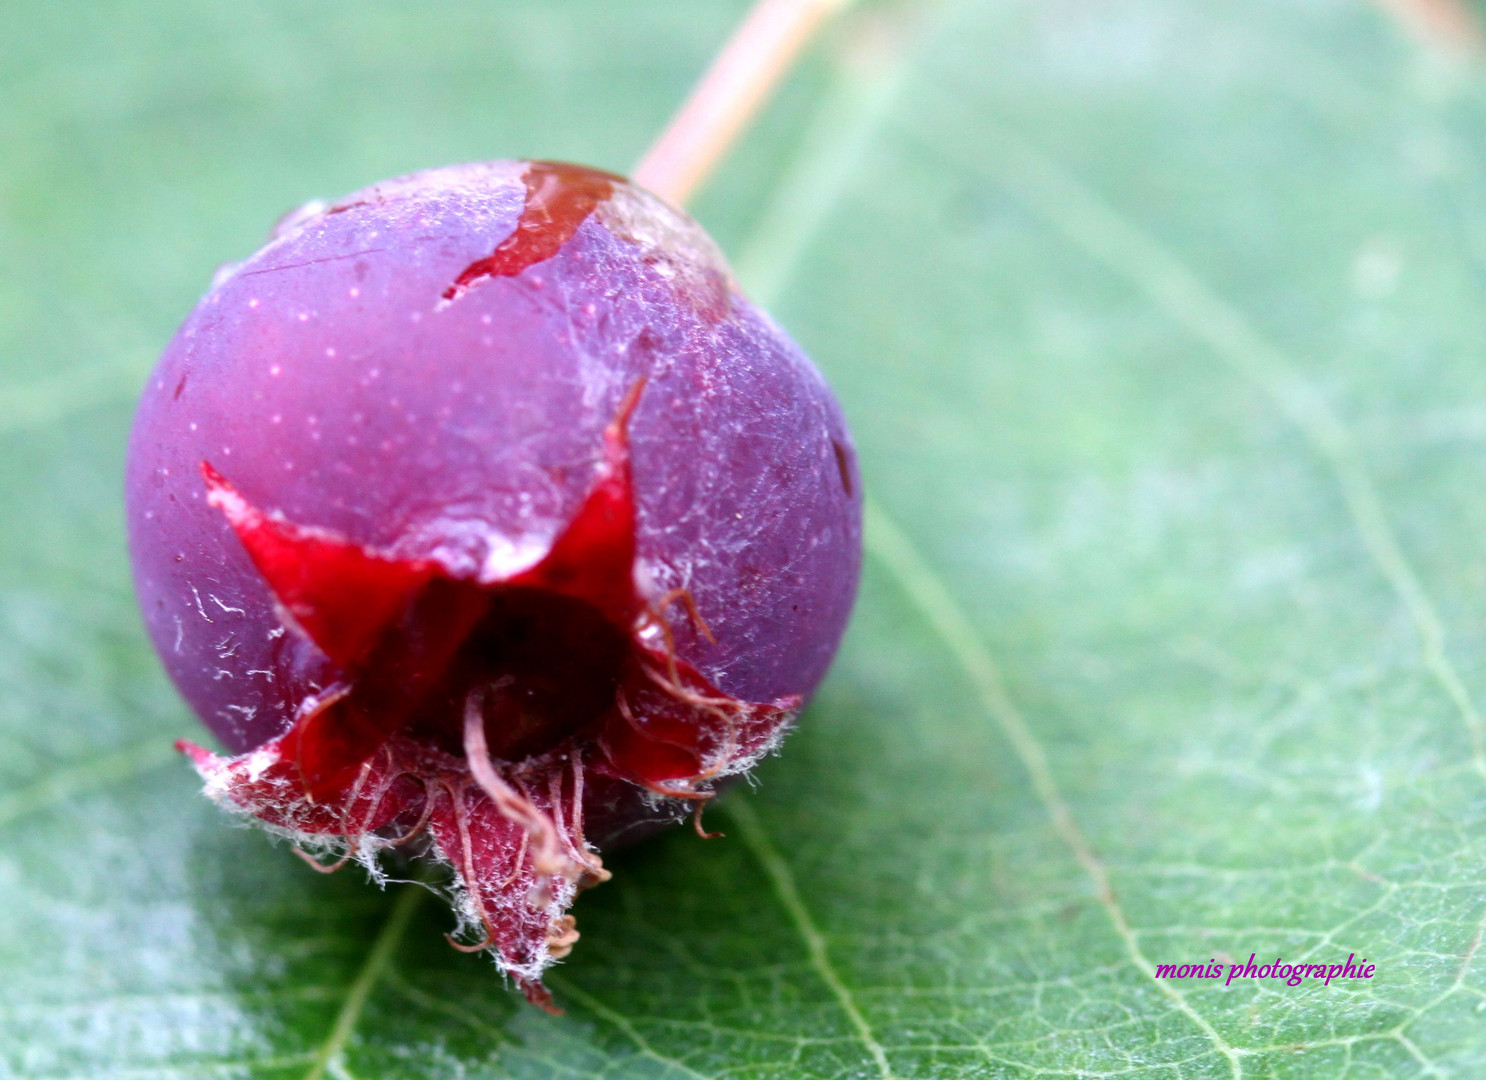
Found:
[125,160,862,1008]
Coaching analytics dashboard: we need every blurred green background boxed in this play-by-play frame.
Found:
[6,0,1486,1076]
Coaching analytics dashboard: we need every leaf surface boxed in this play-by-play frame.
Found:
[3,0,1486,1076]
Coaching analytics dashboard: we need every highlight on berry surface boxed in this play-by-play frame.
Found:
[125,158,862,1007]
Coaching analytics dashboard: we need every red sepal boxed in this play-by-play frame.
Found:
[189,382,801,1006]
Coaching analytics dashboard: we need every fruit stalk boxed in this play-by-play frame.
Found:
[633,0,855,206]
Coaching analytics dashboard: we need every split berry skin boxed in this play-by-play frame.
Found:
[125,160,862,1008]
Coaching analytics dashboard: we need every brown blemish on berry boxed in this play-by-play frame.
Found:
[442,162,622,302]
[832,439,854,497]
[173,375,188,401]
[595,184,735,323]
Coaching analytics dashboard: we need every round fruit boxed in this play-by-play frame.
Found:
[125,160,861,1007]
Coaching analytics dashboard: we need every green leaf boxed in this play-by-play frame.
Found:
[4,0,1486,1076]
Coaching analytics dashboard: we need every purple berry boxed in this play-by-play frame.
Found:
[125,160,861,1007]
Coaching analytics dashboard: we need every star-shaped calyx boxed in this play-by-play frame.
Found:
[178,381,800,1009]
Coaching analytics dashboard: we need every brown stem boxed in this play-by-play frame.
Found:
[692,798,725,840]
[292,845,353,874]
[442,778,498,953]
[462,685,571,884]
[1373,0,1484,53]
[381,775,435,847]
[632,0,855,206]
[568,755,611,885]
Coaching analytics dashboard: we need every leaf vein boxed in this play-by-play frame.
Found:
[726,798,897,1080]
[955,117,1486,788]
[863,498,1244,1079]
[0,739,178,828]
[547,975,717,1080]
[299,883,423,1080]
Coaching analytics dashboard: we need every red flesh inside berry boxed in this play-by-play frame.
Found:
[442,161,622,302]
